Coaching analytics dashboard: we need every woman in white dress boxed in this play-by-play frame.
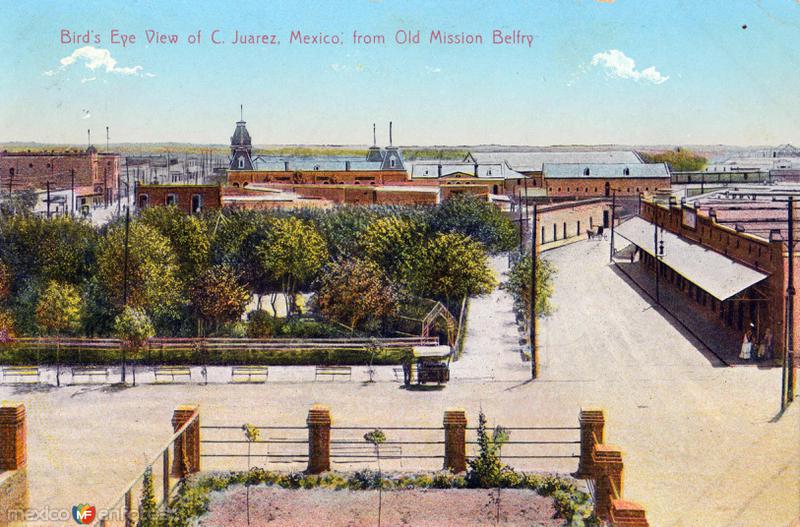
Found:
[739,328,753,361]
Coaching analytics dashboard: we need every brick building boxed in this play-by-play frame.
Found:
[136,184,224,214]
[615,194,799,363]
[542,163,670,198]
[0,147,120,205]
[409,161,525,195]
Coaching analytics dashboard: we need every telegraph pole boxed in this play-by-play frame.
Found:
[654,222,660,305]
[70,169,75,216]
[531,203,538,380]
[46,181,51,218]
[122,205,130,383]
[786,197,796,407]
[517,189,523,250]
[610,190,617,262]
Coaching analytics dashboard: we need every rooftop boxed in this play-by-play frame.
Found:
[542,163,670,179]
[464,150,642,172]
[409,161,525,180]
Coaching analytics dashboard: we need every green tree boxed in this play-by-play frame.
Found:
[313,259,399,333]
[96,221,184,324]
[360,215,426,280]
[640,148,707,172]
[138,466,158,527]
[139,205,210,278]
[466,412,510,488]
[429,195,517,254]
[407,233,497,308]
[35,280,82,386]
[113,306,155,385]
[188,265,250,335]
[363,429,387,527]
[256,217,328,316]
[503,254,557,325]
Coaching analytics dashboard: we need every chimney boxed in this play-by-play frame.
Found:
[373,123,376,146]
[389,122,393,146]
[437,163,442,178]
[284,161,289,171]
[345,160,351,171]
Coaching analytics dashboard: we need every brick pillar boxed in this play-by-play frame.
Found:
[576,407,604,478]
[0,403,26,470]
[171,405,200,477]
[443,409,467,473]
[610,500,649,527]
[307,404,331,474]
[593,444,624,521]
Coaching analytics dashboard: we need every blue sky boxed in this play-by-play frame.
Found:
[0,0,798,146]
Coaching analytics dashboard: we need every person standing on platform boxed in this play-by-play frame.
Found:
[739,326,753,361]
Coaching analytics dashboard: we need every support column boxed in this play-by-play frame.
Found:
[171,405,200,477]
[593,444,624,521]
[443,409,467,473]
[576,407,604,478]
[307,404,331,474]
[0,403,26,470]
[610,500,650,527]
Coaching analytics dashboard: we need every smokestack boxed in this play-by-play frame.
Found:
[345,160,351,171]
[284,161,289,171]
[373,123,376,146]
[389,122,393,146]
[474,163,479,176]
[437,163,442,178]
[87,129,91,148]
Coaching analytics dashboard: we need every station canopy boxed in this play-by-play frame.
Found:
[615,217,769,301]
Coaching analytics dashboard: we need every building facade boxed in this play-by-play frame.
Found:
[0,147,120,205]
[542,163,671,198]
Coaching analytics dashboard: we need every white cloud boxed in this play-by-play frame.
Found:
[43,70,56,77]
[80,76,96,84]
[81,109,91,120]
[425,66,442,74]
[590,49,669,84]
[49,46,148,77]
[144,72,156,78]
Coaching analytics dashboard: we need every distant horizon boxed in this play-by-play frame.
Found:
[1,1,798,146]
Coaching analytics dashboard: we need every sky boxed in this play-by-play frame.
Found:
[0,0,798,147]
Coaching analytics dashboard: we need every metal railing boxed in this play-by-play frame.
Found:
[97,411,199,527]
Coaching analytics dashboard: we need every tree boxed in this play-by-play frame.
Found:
[428,195,517,254]
[360,215,426,280]
[314,259,399,333]
[113,306,155,386]
[138,466,158,527]
[466,412,509,488]
[241,423,261,526]
[0,188,37,215]
[363,429,387,527]
[95,221,184,324]
[503,254,556,326]
[312,206,378,259]
[0,261,10,304]
[35,281,82,386]
[640,149,707,172]
[407,233,497,308]
[188,265,250,336]
[256,217,328,316]
[139,205,210,278]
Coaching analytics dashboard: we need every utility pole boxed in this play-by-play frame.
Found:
[46,181,51,218]
[70,169,75,216]
[517,189,524,250]
[531,203,538,380]
[786,197,796,407]
[610,189,617,262]
[121,205,130,383]
[654,222,660,306]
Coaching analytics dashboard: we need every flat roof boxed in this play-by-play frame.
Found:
[615,216,769,301]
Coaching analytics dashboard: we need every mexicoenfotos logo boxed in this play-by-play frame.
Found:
[71,504,96,524]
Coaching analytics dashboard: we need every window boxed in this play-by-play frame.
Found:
[577,221,581,235]
[191,194,202,213]
[238,157,245,169]
[583,168,590,176]
[541,226,545,242]
[166,193,177,206]
[553,224,557,240]
[138,194,149,208]
[28,163,33,168]
[487,169,492,176]
[390,158,396,168]
[563,222,567,238]
[623,167,630,176]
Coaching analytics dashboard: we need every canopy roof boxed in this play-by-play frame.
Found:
[615,217,769,301]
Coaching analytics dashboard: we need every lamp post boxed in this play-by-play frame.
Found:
[121,204,130,383]
[609,189,617,262]
[785,197,796,409]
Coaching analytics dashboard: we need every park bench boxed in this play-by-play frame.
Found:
[314,365,352,381]
[71,366,110,383]
[1,366,40,384]
[153,365,192,383]
[331,443,402,463]
[231,365,269,384]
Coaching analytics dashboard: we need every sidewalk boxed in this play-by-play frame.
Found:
[612,259,772,368]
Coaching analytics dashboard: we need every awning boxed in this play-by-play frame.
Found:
[615,216,769,301]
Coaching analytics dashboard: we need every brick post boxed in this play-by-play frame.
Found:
[443,409,467,473]
[610,500,649,527]
[0,403,26,470]
[306,404,332,474]
[593,444,624,521]
[576,407,604,478]
[171,405,200,477]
